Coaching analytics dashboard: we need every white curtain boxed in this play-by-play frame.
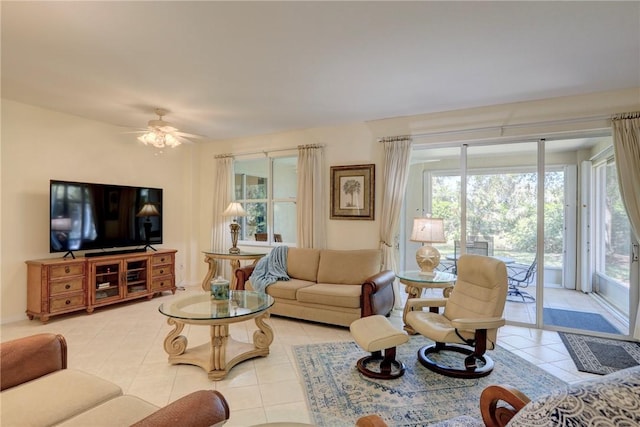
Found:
[611,112,640,339]
[211,156,234,274]
[296,144,326,248]
[378,136,413,309]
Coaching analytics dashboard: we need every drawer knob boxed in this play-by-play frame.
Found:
[65,266,70,274]
[65,284,71,290]
[160,282,165,287]
[160,257,166,262]
[159,269,164,274]
[65,300,71,305]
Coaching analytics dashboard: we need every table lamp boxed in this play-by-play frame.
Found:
[136,203,160,251]
[223,202,247,254]
[410,216,446,275]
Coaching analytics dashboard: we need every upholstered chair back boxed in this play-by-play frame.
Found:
[443,254,508,347]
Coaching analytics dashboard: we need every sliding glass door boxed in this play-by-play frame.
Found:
[405,134,636,338]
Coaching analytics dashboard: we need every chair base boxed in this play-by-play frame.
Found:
[417,343,495,379]
[356,349,406,379]
[507,288,535,303]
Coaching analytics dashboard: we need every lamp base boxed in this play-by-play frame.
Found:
[416,245,441,275]
[228,222,241,254]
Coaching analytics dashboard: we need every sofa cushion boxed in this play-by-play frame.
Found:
[1,368,122,426]
[265,279,316,300]
[297,283,361,309]
[316,249,381,285]
[56,395,159,426]
[287,248,321,282]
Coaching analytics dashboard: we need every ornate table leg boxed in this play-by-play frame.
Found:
[229,259,241,289]
[202,255,218,291]
[253,311,274,349]
[210,324,229,372]
[163,318,187,356]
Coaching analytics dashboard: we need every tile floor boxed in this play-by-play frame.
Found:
[1,285,603,426]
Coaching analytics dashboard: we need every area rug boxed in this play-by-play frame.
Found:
[544,307,620,333]
[293,337,566,426]
[558,332,640,375]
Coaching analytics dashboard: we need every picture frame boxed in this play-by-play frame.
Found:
[330,164,375,220]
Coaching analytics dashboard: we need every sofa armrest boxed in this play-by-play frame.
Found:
[0,333,67,391]
[235,265,256,290]
[361,270,395,317]
[131,390,230,427]
[480,384,530,427]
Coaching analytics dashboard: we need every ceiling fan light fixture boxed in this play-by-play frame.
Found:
[137,130,181,148]
[136,108,182,149]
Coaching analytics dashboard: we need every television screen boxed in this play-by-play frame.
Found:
[50,180,163,254]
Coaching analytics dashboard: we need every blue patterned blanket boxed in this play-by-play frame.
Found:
[249,245,289,292]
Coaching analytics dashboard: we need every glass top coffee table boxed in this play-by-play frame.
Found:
[159,290,274,380]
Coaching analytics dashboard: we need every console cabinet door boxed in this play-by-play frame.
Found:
[90,259,123,305]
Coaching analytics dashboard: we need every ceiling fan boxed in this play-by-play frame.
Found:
[134,108,200,149]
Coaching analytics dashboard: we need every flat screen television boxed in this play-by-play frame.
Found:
[50,180,163,257]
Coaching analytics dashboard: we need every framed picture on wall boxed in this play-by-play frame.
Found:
[330,164,375,220]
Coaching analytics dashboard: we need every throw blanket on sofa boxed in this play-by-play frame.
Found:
[249,246,289,292]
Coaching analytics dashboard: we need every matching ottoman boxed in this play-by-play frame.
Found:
[350,315,409,379]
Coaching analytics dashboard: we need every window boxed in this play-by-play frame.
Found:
[593,153,631,314]
[234,156,297,244]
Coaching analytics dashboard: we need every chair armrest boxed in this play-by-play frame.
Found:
[451,317,506,330]
[234,265,256,290]
[356,414,389,427]
[480,384,531,427]
[131,390,230,427]
[0,333,67,391]
[361,270,396,317]
[406,298,447,311]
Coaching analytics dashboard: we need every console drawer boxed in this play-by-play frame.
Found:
[152,254,173,266]
[151,277,174,292]
[50,263,84,279]
[50,294,85,312]
[152,266,172,277]
[50,278,84,295]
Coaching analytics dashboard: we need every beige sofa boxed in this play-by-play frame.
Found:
[0,333,230,427]
[235,248,395,327]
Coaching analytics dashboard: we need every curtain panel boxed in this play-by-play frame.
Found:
[378,136,413,309]
[296,144,326,249]
[211,156,234,274]
[611,112,640,339]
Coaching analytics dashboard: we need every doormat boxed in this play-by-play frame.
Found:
[293,337,566,426]
[558,332,640,375]
[544,307,620,334]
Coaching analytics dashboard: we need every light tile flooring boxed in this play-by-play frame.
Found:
[1,285,605,426]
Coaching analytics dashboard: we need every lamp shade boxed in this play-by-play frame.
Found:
[136,203,160,217]
[410,217,446,243]
[222,202,247,217]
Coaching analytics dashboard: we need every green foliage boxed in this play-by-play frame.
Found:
[431,170,564,255]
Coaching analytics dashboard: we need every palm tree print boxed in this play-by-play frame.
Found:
[342,179,361,208]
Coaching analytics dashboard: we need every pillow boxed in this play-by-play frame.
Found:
[508,366,640,426]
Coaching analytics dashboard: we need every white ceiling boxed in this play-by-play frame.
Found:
[2,1,639,142]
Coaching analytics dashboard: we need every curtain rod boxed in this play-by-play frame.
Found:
[215,144,324,159]
[377,114,612,142]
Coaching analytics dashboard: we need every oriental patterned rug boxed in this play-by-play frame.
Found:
[293,336,566,427]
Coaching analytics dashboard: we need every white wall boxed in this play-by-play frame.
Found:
[1,100,196,323]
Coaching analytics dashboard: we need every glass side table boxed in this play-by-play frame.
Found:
[201,251,265,291]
